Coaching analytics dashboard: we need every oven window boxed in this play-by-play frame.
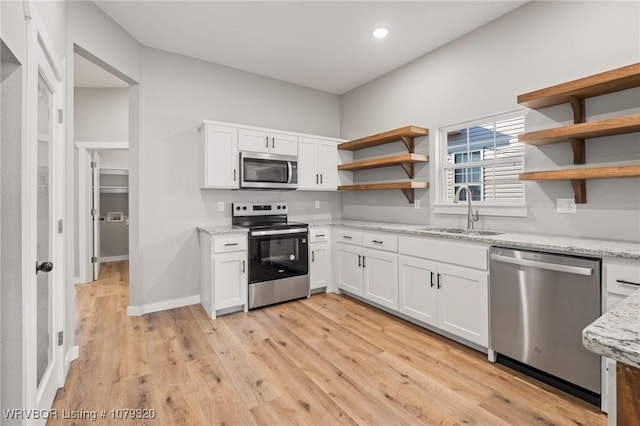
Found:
[249,235,308,283]
[244,158,289,183]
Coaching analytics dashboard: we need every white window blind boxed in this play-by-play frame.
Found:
[440,111,525,204]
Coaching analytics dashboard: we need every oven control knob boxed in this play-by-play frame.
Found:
[282,205,286,210]
[242,206,247,210]
[236,206,240,210]
[277,206,281,210]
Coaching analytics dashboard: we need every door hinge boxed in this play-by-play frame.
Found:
[57,109,63,124]
[57,331,63,346]
[91,256,98,263]
[91,208,97,216]
[91,161,97,168]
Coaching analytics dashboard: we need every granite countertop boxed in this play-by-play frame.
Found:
[196,225,248,235]
[306,220,640,259]
[583,288,640,368]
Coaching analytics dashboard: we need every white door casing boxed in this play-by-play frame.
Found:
[91,151,100,280]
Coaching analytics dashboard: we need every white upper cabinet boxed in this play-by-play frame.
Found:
[238,128,297,156]
[200,124,238,189]
[298,137,338,190]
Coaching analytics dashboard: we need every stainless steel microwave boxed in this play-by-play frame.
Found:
[239,152,298,190]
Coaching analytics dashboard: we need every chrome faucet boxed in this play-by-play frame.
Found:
[454,185,479,230]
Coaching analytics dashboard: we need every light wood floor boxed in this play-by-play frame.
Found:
[51,261,606,425]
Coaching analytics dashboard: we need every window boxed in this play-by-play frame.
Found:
[439,111,525,207]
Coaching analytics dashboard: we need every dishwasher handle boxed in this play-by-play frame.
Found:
[490,253,593,276]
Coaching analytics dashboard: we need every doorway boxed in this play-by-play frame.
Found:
[73,51,129,283]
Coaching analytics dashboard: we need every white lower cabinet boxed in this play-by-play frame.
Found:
[337,243,364,295]
[199,231,248,319]
[363,248,398,310]
[309,227,331,291]
[399,255,488,346]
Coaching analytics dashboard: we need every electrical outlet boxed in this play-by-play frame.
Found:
[414,199,420,209]
[556,198,576,214]
[217,201,225,212]
[315,200,320,209]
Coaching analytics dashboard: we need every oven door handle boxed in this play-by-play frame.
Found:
[250,228,308,237]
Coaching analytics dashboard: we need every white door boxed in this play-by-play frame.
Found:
[214,251,247,310]
[336,244,363,296]
[297,137,318,190]
[363,248,398,310]
[310,241,330,290]
[91,151,100,280]
[202,124,238,189]
[270,132,297,156]
[398,255,438,326]
[317,141,338,190]
[32,39,63,416]
[238,128,269,153]
[436,264,489,346]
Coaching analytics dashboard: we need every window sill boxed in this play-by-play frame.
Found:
[433,203,527,218]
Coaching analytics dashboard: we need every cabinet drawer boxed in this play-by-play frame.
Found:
[335,228,363,246]
[214,235,247,253]
[399,236,488,270]
[604,258,640,298]
[363,231,398,252]
[309,227,330,243]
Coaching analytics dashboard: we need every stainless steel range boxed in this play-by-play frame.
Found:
[232,202,309,309]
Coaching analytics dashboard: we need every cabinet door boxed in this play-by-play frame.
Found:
[317,141,338,190]
[214,251,247,310]
[270,132,298,156]
[297,137,319,190]
[436,264,488,346]
[363,248,398,310]
[399,255,437,326]
[337,244,363,296]
[238,128,270,153]
[202,124,238,189]
[310,241,330,291]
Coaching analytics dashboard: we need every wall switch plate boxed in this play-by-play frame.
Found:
[414,199,420,209]
[556,198,576,214]
[315,200,320,209]
[217,201,225,212]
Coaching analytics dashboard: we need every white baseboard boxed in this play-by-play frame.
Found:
[127,295,200,316]
[100,255,129,263]
[64,345,79,374]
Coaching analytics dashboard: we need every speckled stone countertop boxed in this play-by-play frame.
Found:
[583,289,640,368]
[196,225,248,235]
[305,220,640,259]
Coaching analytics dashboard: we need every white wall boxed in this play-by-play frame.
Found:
[340,1,640,242]
[74,87,128,141]
[138,47,341,307]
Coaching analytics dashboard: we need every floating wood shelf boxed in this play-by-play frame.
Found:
[338,153,429,178]
[519,165,640,204]
[337,126,428,153]
[338,181,429,204]
[518,62,640,109]
[517,62,640,204]
[519,113,640,145]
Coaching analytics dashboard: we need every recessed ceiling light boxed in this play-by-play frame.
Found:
[372,27,389,39]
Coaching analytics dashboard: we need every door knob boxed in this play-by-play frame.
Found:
[36,261,53,274]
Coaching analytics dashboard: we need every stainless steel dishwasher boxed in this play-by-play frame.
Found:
[489,247,601,404]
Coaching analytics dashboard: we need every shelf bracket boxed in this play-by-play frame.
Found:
[569,179,587,204]
[569,138,586,164]
[401,189,415,204]
[400,163,414,179]
[400,137,415,153]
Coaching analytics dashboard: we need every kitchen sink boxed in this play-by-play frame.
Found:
[420,227,503,236]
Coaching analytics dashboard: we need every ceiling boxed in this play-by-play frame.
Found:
[94,1,527,94]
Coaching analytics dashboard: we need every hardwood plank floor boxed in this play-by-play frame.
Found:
[50,261,606,425]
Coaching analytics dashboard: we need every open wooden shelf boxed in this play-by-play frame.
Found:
[338,153,429,178]
[518,62,640,109]
[519,165,640,204]
[337,126,428,153]
[519,113,640,145]
[338,181,429,204]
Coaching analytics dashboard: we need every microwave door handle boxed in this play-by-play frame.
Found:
[287,161,293,184]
